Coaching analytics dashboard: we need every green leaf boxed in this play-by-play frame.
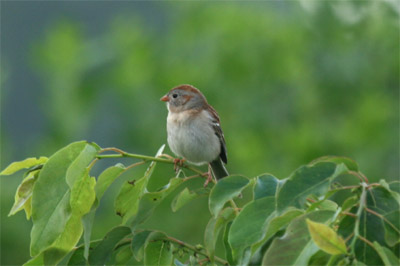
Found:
[228,196,275,264]
[8,171,38,218]
[251,208,304,254]
[95,163,126,200]
[115,145,165,225]
[82,163,126,259]
[306,219,347,255]
[115,176,148,224]
[114,245,133,265]
[223,222,234,265]
[130,177,184,229]
[30,141,97,256]
[373,241,400,266]
[131,230,152,261]
[66,143,99,187]
[253,174,281,200]
[209,175,250,217]
[67,240,101,265]
[88,226,132,265]
[204,207,236,262]
[367,186,400,247]
[310,156,358,171]
[262,210,335,265]
[1,156,48,176]
[277,162,343,213]
[144,239,173,266]
[70,173,96,216]
[171,187,199,212]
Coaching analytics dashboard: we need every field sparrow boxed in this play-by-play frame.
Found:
[161,84,228,182]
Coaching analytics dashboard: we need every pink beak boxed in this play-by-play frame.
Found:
[160,95,169,102]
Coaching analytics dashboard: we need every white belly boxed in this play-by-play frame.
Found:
[167,110,220,165]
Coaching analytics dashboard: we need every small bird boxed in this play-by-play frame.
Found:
[161,84,228,183]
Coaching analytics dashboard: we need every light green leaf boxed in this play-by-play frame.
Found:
[144,239,173,266]
[115,144,165,225]
[95,163,126,200]
[30,141,96,256]
[262,210,335,265]
[131,230,152,261]
[209,175,250,217]
[277,162,344,213]
[373,241,400,266]
[66,144,99,187]
[204,207,236,262]
[70,173,96,216]
[253,174,281,200]
[1,156,48,176]
[88,226,132,265]
[171,187,199,212]
[306,219,347,255]
[229,196,275,264]
[8,171,38,218]
[115,176,148,224]
[251,208,304,254]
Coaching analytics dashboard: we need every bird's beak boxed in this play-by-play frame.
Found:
[160,95,169,102]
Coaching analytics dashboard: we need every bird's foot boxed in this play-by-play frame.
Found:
[159,154,175,160]
[203,165,213,187]
[173,158,186,173]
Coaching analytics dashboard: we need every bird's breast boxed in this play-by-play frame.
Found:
[166,110,220,164]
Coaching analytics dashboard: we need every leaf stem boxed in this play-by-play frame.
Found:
[349,182,367,253]
[166,236,228,265]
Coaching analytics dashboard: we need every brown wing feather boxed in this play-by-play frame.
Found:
[207,105,228,164]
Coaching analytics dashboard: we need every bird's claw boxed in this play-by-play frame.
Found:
[203,165,213,187]
[173,158,185,173]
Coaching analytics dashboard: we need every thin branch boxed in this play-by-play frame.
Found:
[166,236,228,265]
[97,148,204,175]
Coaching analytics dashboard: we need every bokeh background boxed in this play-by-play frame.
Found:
[1,1,399,265]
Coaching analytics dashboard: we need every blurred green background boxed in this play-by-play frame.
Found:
[1,1,398,265]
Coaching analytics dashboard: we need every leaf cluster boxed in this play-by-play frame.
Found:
[1,141,399,265]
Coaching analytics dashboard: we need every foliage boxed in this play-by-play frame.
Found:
[2,141,399,265]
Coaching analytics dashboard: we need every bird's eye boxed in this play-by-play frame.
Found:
[172,94,178,98]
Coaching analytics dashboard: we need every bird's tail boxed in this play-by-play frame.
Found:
[210,159,229,180]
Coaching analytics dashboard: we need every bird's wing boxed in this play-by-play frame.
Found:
[207,105,228,164]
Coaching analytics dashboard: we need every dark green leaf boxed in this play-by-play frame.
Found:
[131,230,152,261]
[1,156,48,176]
[114,245,133,265]
[144,236,173,266]
[253,174,281,200]
[251,208,304,254]
[204,207,236,262]
[67,240,101,265]
[223,222,234,265]
[277,162,344,213]
[310,156,358,171]
[229,196,275,264]
[88,226,132,265]
[373,241,400,266]
[130,177,184,229]
[209,175,250,217]
[262,210,335,265]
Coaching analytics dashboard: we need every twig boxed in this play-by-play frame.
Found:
[97,148,204,176]
[357,235,375,249]
[166,236,228,265]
